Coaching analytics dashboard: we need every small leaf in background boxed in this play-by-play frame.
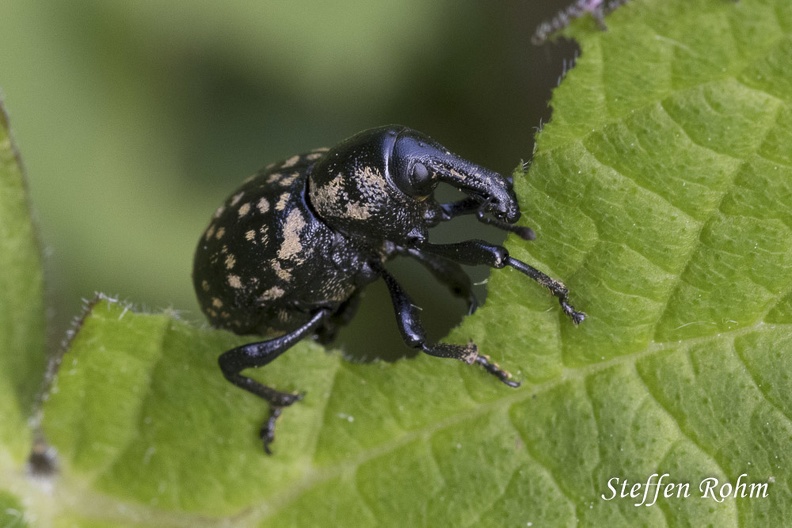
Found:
[16,0,792,526]
[0,100,46,462]
[0,490,28,528]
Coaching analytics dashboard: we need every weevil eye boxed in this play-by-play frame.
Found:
[392,160,437,199]
[411,162,432,192]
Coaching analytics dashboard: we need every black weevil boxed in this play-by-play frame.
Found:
[193,125,584,453]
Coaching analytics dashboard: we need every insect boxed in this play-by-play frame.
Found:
[193,125,585,454]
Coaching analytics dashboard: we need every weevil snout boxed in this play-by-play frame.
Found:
[428,157,521,223]
[390,128,521,224]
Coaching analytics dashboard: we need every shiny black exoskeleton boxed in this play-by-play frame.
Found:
[193,125,585,454]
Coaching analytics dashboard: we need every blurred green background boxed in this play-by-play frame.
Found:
[0,0,574,360]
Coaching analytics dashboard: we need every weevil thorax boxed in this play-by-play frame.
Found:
[308,126,434,246]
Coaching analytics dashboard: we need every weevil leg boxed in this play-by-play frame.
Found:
[438,196,480,219]
[374,263,519,388]
[475,354,521,387]
[316,292,362,344]
[438,197,535,241]
[417,240,586,325]
[475,211,536,240]
[406,248,478,314]
[218,308,331,454]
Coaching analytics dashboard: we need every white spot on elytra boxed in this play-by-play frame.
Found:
[259,286,284,300]
[275,193,290,211]
[230,192,244,206]
[281,155,300,168]
[270,260,292,281]
[227,275,242,289]
[257,197,270,214]
[238,203,251,217]
[281,172,300,186]
[225,254,236,270]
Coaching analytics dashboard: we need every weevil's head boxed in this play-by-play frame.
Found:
[308,125,519,247]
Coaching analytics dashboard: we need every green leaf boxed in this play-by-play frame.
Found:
[0,490,28,528]
[31,0,792,525]
[0,100,46,462]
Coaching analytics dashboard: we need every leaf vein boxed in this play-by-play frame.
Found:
[634,353,734,491]
[506,403,579,512]
[732,334,792,427]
